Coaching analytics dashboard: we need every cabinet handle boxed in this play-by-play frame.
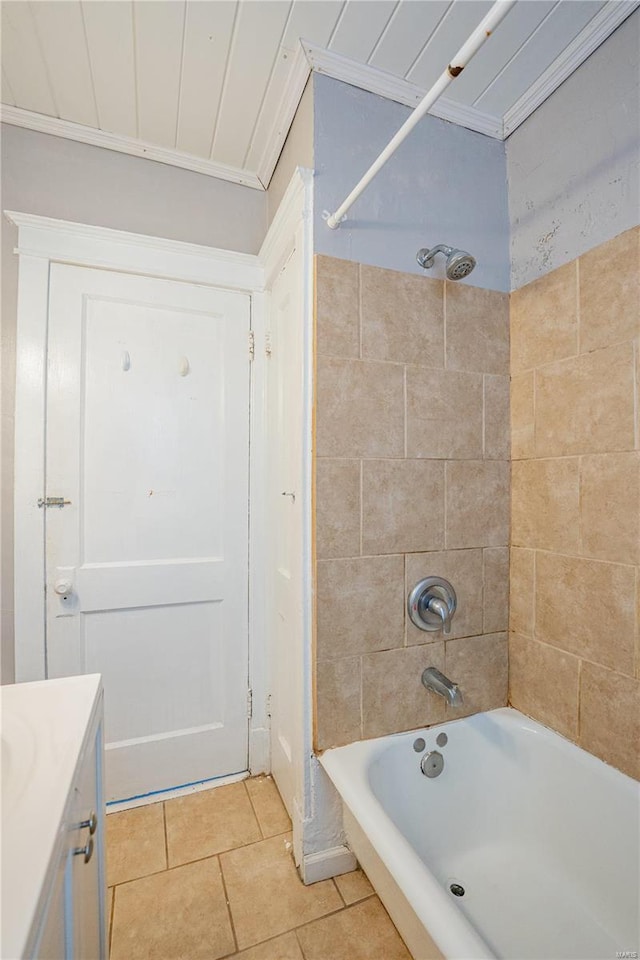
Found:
[79,811,98,835]
[74,836,94,864]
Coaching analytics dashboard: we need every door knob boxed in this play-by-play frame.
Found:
[54,578,73,596]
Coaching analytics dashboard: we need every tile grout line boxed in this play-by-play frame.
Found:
[576,656,583,744]
[443,460,448,550]
[161,801,169,870]
[359,459,364,557]
[481,547,486,635]
[359,654,364,740]
[242,777,265,839]
[228,892,380,959]
[334,875,347,908]
[217,853,240,956]
[403,554,408,648]
[532,363,538,460]
[634,337,639,451]
[403,364,408,459]
[293,927,307,959]
[518,628,637,680]
[111,829,295,889]
[577,455,584,557]
[108,886,116,957]
[443,279,447,370]
[509,533,639,568]
[287,894,381,949]
[482,374,486,460]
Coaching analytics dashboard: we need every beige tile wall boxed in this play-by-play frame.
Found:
[313,256,510,750]
[509,226,640,780]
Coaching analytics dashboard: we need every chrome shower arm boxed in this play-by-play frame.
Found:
[416,245,453,269]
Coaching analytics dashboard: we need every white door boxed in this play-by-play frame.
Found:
[45,264,251,802]
[268,240,305,818]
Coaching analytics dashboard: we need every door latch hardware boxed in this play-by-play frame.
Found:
[74,836,94,864]
[37,497,71,508]
[77,811,98,835]
[281,491,296,503]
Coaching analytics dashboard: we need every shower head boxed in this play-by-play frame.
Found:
[416,244,476,281]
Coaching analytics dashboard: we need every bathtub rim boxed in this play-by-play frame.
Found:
[319,706,639,960]
[321,724,495,959]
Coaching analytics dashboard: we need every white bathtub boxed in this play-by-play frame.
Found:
[320,707,639,960]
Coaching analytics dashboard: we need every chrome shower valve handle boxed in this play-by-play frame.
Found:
[408,577,457,634]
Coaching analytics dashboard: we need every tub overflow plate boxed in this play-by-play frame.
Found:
[420,750,444,778]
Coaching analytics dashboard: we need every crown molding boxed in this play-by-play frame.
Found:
[503,0,640,137]
[302,41,505,141]
[0,105,264,190]
[255,42,312,189]
[4,210,263,290]
[3,1,635,188]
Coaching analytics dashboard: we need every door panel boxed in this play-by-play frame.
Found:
[45,264,251,801]
[84,604,224,741]
[76,560,224,611]
[81,300,226,563]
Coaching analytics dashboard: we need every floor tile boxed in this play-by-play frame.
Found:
[296,897,411,960]
[236,931,304,959]
[110,857,235,960]
[106,803,166,886]
[334,868,374,905]
[165,781,261,867]
[107,887,114,945]
[221,833,342,950]
[245,776,291,838]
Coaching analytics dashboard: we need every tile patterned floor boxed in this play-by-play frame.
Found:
[106,775,411,960]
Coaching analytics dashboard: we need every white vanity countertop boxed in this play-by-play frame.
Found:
[1,674,103,960]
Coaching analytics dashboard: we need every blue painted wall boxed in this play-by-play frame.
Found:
[313,74,510,293]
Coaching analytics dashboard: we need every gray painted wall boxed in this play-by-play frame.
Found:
[0,124,268,684]
[1,124,267,250]
[313,74,510,293]
[507,9,640,289]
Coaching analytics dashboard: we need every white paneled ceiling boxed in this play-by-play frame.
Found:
[1,0,637,190]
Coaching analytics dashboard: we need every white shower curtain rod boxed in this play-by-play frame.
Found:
[325,0,517,230]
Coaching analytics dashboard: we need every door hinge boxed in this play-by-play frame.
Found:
[246,688,253,719]
[265,332,272,357]
[248,331,255,361]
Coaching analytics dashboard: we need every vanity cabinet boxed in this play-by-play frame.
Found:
[1,675,106,960]
[33,715,105,960]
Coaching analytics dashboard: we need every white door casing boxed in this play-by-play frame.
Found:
[9,213,271,797]
[45,263,251,801]
[267,237,305,820]
[259,169,326,875]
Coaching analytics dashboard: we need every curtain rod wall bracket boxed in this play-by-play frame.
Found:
[322,210,344,230]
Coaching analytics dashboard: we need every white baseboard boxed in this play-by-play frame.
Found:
[300,844,358,885]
